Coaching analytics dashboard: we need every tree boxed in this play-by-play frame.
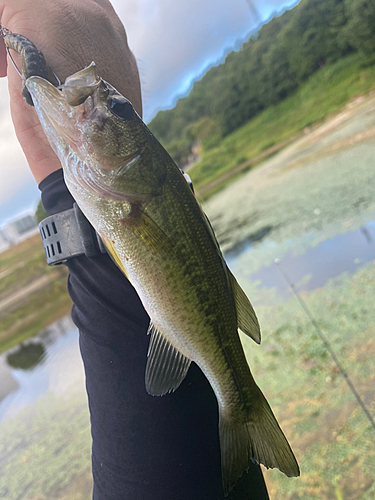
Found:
[344,0,375,57]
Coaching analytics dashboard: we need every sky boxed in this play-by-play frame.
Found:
[0,0,297,228]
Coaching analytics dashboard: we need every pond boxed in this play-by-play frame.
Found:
[0,317,92,500]
[226,221,375,301]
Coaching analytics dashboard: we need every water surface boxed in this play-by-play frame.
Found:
[226,222,375,300]
[0,316,83,424]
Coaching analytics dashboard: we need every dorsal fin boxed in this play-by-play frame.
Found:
[199,205,261,344]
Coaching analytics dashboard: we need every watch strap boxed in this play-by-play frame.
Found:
[39,203,106,265]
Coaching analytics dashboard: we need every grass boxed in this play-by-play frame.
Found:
[0,390,92,500]
[189,52,375,198]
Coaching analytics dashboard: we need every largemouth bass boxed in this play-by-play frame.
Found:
[5,29,299,493]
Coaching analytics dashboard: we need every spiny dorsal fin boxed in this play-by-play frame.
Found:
[145,322,192,396]
[227,268,261,344]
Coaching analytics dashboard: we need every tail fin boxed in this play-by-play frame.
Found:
[219,389,299,496]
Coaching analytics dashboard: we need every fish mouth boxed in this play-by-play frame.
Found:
[27,75,142,171]
[26,76,80,151]
[27,76,150,203]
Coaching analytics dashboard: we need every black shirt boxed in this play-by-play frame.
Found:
[40,169,269,500]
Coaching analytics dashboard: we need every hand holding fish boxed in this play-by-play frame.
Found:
[0,0,141,183]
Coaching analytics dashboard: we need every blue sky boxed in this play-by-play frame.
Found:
[0,0,298,228]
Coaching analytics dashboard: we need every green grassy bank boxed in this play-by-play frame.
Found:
[189,53,375,198]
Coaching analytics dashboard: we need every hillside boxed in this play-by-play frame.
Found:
[190,51,375,198]
[148,0,375,180]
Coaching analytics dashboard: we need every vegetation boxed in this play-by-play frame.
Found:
[0,390,92,500]
[250,263,375,500]
[189,52,375,197]
[149,0,375,193]
[203,106,375,498]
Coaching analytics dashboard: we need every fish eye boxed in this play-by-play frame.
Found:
[108,96,135,121]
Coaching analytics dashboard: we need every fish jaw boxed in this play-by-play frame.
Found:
[26,75,104,210]
[26,76,81,162]
[62,62,101,106]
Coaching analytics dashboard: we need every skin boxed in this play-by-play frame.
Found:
[0,0,142,183]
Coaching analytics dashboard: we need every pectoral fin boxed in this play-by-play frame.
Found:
[126,206,175,258]
[145,322,191,396]
[227,268,261,344]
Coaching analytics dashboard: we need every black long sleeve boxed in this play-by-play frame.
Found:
[39,169,269,500]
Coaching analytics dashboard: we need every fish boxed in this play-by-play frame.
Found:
[4,29,299,493]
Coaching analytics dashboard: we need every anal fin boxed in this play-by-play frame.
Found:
[227,267,261,344]
[145,322,191,396]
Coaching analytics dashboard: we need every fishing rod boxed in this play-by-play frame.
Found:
[275,258,375,434]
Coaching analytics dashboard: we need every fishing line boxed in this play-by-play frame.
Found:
[5,47,22,77]
[1,25,23,77]
[275,258,375,434]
